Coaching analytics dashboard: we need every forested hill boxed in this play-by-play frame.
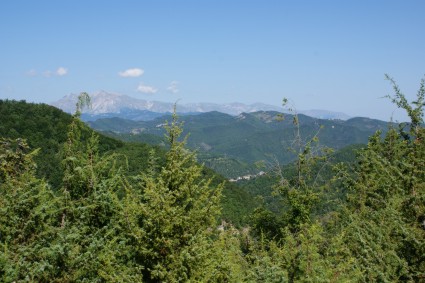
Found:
[0,100,123,186]
[0,99,255,224]
[89,110,390,165]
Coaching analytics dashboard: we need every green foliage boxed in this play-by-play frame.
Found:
[247,101,355,282]
[252,103,334,236]
[385,74,424,134]
[0,138,60,281]
[198,153,258,179]
[242,222,361,282]
[279,223,360,282]
[244,240,289,282]
[89,110,389,165]
[199,225,250,282]
[0,94,142,281]
[74,91,91,117]
[334,76,425,281]
[0,98,253,227]
[51,93,142,281]
[248,80,425,281]
[0,77,423,282]
[0,99,123,188]
[123,111,224,281]
[207,170,257,227]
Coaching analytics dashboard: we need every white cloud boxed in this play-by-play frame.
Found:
[137,82,158,94]
[167,81,179,93]
[119,68,144,77]
[56,67,68,76]
[26,67,68,77]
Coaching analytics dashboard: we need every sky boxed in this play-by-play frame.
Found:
[0,0,424,121]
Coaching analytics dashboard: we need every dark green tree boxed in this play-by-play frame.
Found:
[335,75,425,281]
[124,110,223,281]
[52,93,142,281]
[0,138,60,281]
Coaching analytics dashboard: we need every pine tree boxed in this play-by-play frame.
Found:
[335,75,425,281]
[0,138,60,281]
[195,223,251,282]
[52,93,142,281]
[124,109,223,281]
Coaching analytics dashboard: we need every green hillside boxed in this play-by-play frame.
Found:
[239,143,365,215]
[89,110,390,175]
[0,100,123,187]
[0,100,254,225]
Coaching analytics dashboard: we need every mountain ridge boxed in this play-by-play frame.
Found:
[51,91,351,120]
[89,110,390,175]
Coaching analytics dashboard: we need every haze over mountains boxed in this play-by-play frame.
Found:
[51,91,351,121]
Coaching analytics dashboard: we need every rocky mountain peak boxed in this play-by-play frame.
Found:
[50,91,350,120]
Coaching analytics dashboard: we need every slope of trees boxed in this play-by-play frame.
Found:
[1,76,424,281]
[0,99,123,188]
[89,109,390,168]
[0,99,254,226]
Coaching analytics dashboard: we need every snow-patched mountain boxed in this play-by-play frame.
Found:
[51,91,350,120]
[51,91,284,115]
[51,91,164,114]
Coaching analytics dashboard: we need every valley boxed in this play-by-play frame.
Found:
[87,110,389,178]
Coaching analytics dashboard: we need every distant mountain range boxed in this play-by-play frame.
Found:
[51,91,351,121]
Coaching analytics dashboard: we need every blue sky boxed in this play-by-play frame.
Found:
[1,0,424,121]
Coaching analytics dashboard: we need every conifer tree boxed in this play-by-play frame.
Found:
[336,75,425,281]
[193,223,251,282]
[124,109,223,281]
[53,92,141,281]
[0,138,60,281]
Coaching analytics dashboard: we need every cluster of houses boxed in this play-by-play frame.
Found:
[228,171,266,182]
